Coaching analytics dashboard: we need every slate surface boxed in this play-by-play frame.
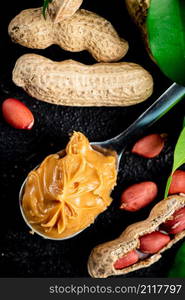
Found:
[0,0,184,277]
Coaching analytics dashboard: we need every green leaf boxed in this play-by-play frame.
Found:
[164,126,185,198]
[147,0,185,86]
[172,127,185,172]
[164,175,173,199]
[168,242,185,277]
[42,0,53,19]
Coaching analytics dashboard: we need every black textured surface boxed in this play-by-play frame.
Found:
[0,0,185,278]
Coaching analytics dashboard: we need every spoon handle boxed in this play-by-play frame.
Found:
[102,83,185,153]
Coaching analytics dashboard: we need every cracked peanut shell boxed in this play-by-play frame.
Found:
[125,0,152,57]
[88,195,185,278]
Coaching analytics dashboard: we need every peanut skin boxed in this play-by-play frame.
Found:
[88,195,185,278]
[8,8,128,62]
[2,98,34,130]
[48,0,83,23]
[139,231,170,254]
[120,181,158,211]
[114,232,170,270]
[114,250,139,270]
[12,54,153,107]
[169,170,185,195]
[161,207,185,234]
[131,134,165,158]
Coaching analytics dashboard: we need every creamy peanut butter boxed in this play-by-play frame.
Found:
[22,132,117,239]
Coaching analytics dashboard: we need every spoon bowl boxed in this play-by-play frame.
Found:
[19,175,89,241]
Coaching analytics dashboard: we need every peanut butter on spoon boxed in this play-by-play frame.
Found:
[22,132,117,239]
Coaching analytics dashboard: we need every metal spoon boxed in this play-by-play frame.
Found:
[19,83,185,240]
[92,83,185,166]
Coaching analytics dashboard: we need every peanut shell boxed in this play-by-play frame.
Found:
[8,8,128,63]
[88,195,185,278]
[12,54,153,107]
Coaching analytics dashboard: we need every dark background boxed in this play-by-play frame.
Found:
[0,0,184,277]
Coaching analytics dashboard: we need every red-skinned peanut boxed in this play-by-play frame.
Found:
[139,231,170,254]
[161,207,185,234]
[120,181,158,212]
[132,134,165,158]
[169,170,185,195]
[2,98,34,130]
[114,250,139,270]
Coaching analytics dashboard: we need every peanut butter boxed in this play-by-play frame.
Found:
[22,132,117,239]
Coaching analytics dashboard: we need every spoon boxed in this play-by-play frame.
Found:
[92,83,185,166]
[19,82,185,240]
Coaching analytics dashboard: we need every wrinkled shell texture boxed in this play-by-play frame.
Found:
[12,54,153,107]
[48,0,83,22]
[88,195,185,278]
[125,0,151,56]
[8,8,128,62]
[125,0,150,27]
